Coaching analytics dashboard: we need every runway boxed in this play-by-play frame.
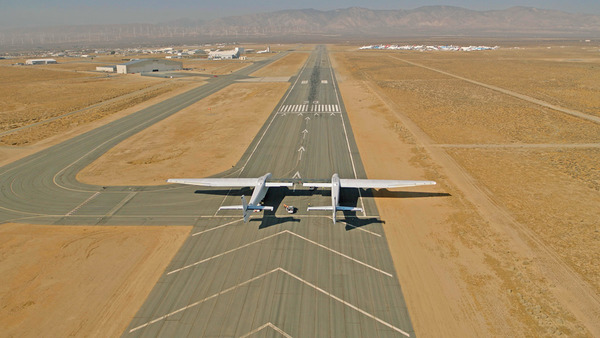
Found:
[0,46,415,336]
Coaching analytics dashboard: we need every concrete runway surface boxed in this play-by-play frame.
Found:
[0,46,415,337]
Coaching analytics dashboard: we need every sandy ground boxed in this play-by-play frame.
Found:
[77,82,289,185]
[250,52,309,77]
[332,47,599,336]
[0,79,204,167]
[4,44,598,337]
[0,223,191,337]
[401,47,600,117]
[0,65,169,132]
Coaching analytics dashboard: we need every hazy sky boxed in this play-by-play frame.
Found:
[1,0,599,28]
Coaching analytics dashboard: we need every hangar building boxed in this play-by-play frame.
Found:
[208,47,244,60]
[116,59,182,74]
[26,59,57,65]
[96,65,116,72]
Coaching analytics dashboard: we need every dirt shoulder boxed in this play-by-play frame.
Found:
[332,49,596,336]
[0,223,191,337]
[77,82,289,185]
[250,52,309,77]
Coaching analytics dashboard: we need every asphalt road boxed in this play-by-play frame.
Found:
[0,46,416,337]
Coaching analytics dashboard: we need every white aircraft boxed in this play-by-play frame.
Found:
[303,173,436,223]
[167,173,292,223]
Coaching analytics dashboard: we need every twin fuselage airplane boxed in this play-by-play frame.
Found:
[168,173,436,223]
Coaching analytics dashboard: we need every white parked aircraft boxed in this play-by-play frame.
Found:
[167,173,292,222]
[303,173,436,223]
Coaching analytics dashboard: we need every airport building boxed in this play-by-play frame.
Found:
[25,58,57,65]
[96,65,117,72]
[116,58,182,74]
[208,47,244,60]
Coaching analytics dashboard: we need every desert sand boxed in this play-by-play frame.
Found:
[77,82,289,185]
[0,65,171,133]
[332,46,599,336]
[0,223,191,337]
[250,52,309,77]
[0,80,204,167]
[3,44,599,337]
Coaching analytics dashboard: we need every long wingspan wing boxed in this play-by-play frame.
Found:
[167,178,292,188]
[339,179,436,189]
[167,178,259,187]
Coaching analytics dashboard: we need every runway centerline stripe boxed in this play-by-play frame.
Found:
[239,52,311,173]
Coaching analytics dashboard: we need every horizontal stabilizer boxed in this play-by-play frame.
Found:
[336,206,363,212]
[247,205,274,211]
[307,206,334,211]
[303,182,333,188]
[307,206,362,212]
[265,182,294,187]
[219,205,273,211]
[218,205,245,210]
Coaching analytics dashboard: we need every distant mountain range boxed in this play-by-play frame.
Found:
[1,6,599,50]
[204,6,600,37]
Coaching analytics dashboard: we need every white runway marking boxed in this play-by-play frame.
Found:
[283,269,410,337]
[130,268,408,336]
[287,231,392,277]
[169,230,393,277]
[169,231,283,275]
[321,80,328,84]
[129,268,280,333]
[334,218,382,237]
[240,322,293,338]
[279,104,343,114]
[191,218,244,236]
[301,80,308,84]
[104,192,137,218]
[65,192,100,216]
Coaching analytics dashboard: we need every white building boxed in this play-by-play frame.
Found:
[116,59,182,74]
[208,47,244,60]
[26,58,57,65]
[96,65,116,72]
